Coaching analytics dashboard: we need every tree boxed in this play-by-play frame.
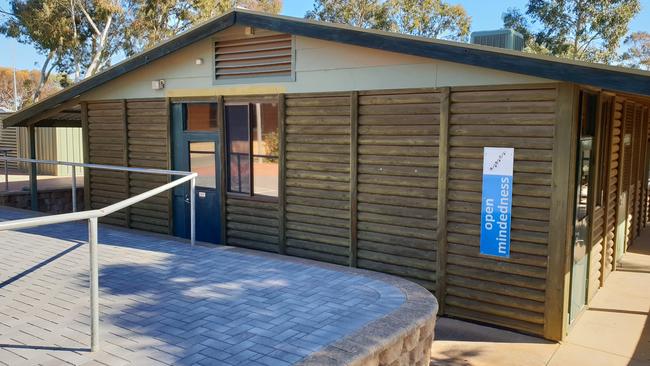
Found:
[305,0,470,40]
[122,0,282,56]
[0,67,61,111]
[0,0,122,100]
[388,0,470,41]
[621,31,650,70]
[305,0,392,30]
[503,0,641,63]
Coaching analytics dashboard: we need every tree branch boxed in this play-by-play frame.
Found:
[77,1,101,36]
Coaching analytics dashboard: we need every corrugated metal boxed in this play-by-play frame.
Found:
[0,114,19,170]
[17,127,83,176]
[55,127,83,175]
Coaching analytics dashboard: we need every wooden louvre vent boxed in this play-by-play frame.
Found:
[214,34,293,81]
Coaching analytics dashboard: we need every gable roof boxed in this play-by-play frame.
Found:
[5,9,650,127]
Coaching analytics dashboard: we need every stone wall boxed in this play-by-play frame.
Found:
[298,271,438,366]
[371,317,435,366]
[0,188,84,214]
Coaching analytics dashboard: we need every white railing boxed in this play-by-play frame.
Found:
[0,157,198,352]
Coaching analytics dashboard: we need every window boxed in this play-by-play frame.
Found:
[576,91,598,220]
[189,142,217,189]
[226,102,279,197]
[184,103,218,131]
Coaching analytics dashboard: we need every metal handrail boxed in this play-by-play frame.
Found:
[0,157,198,352]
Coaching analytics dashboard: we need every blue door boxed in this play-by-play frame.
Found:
[171,103,222,244]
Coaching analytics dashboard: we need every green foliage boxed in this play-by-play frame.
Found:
[621,31,650,70]
[305,0,391,30]
[305,0,470,39]
[503,0,641,63]
[263,130,279,161]
[123,0,282,55]
[388,0,470,41]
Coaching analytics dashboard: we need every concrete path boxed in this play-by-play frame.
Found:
[431,230,650,366]
[0,207,404,365]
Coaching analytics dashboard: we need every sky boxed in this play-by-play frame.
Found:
[0,0,649,71]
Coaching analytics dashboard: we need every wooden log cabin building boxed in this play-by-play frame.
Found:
[5,10,650,341]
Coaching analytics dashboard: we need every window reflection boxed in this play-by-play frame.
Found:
[225,102,279,197]
[189,142,216,189]
[185,103,217,131]
[576,93,597,221]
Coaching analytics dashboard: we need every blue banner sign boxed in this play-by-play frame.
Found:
[480,147,514,258]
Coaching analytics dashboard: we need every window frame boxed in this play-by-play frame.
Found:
[224,101,279,201]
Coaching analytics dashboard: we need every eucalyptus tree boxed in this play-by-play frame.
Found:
[305,0,470,40]
[388,0,470,41]
[122,0,282,56]
[0,0,121,100]
[503,0,641,63]
[622,31,650,70]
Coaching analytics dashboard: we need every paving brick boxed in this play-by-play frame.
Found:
[0,207,405,365]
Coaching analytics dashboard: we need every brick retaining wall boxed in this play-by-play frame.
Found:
[0,188,84,214]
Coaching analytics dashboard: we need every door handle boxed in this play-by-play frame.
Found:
[184,194,190,203]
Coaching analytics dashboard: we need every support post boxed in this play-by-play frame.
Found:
[3,151,8,191]
[349,91,359,267]
[190,176,196,247]
[217,95,227,246]
[544,83,579,341]
[81,102,91,214]
[88,217,100,352]
[435,87,450,313]
[71,166,77,212]
[277,94,287,255]
[28,125,38,211]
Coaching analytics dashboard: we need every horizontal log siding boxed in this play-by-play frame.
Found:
[443,86,557,335]
[284,93,352,265]
[589,206,604,300]
[356,90,440,291]
[623,102,635,250]
[126,99,171,234]
[604,99,623,280]
[87,101,129,226]
[226,197,279,252]
[633,107,649,239]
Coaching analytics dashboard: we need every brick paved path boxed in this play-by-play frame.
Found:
[0,208,404,365]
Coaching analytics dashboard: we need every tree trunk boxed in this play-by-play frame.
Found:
[34,50,56,102]
[84,15,113,78]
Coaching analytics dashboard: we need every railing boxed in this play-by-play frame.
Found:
[0,157,197,352]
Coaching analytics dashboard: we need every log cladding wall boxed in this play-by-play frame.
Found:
[85,99,171,232]
[356,90,440,291]
[226,196,280,253]
[603,99,623,279]
[622,101,636,249]
[442,86,556,335]
[126,99,171,234]
[283,93,352,265]
[86,101,129,226]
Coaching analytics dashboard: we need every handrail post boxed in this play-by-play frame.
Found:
[88,217,100,352]
[71,166,77,212]
[3,151,8,191]
[190,176,196,247]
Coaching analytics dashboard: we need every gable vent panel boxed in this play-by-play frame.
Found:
[215,34,293,80]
